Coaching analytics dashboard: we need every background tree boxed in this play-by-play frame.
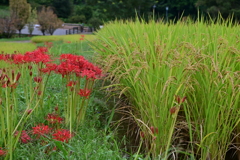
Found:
[154,0,198,20]
[37,6,63,35]
[0,16,16,38]
[195,0,240,19]
[0,0,8,5]
[52,0,73,18]
[10,0,30,36]
[27,6,37,36]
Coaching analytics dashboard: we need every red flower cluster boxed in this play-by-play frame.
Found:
[41,54,102,79]
[32,124,51,137]
[15,130,31,144]
[0,47,50,65]
[45,113,63,124]
[52,129,73,143]
[78,88,91,99]
[66,80,76,87]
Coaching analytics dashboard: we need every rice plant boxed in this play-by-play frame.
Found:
[92,17,240,159]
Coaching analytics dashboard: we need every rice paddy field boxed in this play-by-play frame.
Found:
[0,18,240,160]
[92,18,240,160]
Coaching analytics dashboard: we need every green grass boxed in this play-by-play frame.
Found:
[31,34,96,43]
[0,37,32,42]
[0,42,36,54]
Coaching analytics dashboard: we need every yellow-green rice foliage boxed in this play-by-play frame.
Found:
[31,34,96,43]
[93,19,240,159]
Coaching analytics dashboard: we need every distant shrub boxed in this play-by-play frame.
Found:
[69,15,86,23]
[88,17,102,31]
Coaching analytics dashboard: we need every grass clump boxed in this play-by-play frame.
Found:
[0,42,36,54]
[31,34,96,43]
[92,18,240,159]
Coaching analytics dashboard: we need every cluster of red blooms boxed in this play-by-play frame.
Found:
[41,53,102,80]
[52,129,73,143]
[32,124,73,143]
[13,121,72,149]
[77,88,91,99]
[11,112,72,148]
[0,47,50,65]
[14,130,31,144]
[46,113,63,124]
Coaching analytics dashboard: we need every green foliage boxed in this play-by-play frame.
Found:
[68,15,86,23]
[0,42,36,54]
[88,17,102,30]
[75,5,93,21]
[196,0,240,19]
[27,7,37,36]
[52,0,73,18]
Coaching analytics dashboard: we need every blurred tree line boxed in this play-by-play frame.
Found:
[1,0,240,23]
[1,0,240,38]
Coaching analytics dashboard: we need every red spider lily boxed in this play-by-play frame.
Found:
[80,35,85,38]
[46,113,63,124]
[77,89,91,99]
[12,54,25,64]
[51,54,102,78]
[52,129,73,143]
[175,95,187,104]
[66,41,71,43]
[66,81,76,87]
[0,148,6,156]
[79,38,84,41]
[39,63,57,74]
[15,130,31,144]
[32,124,51,137]
[23,47,50,64]
[34,76,42,83]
